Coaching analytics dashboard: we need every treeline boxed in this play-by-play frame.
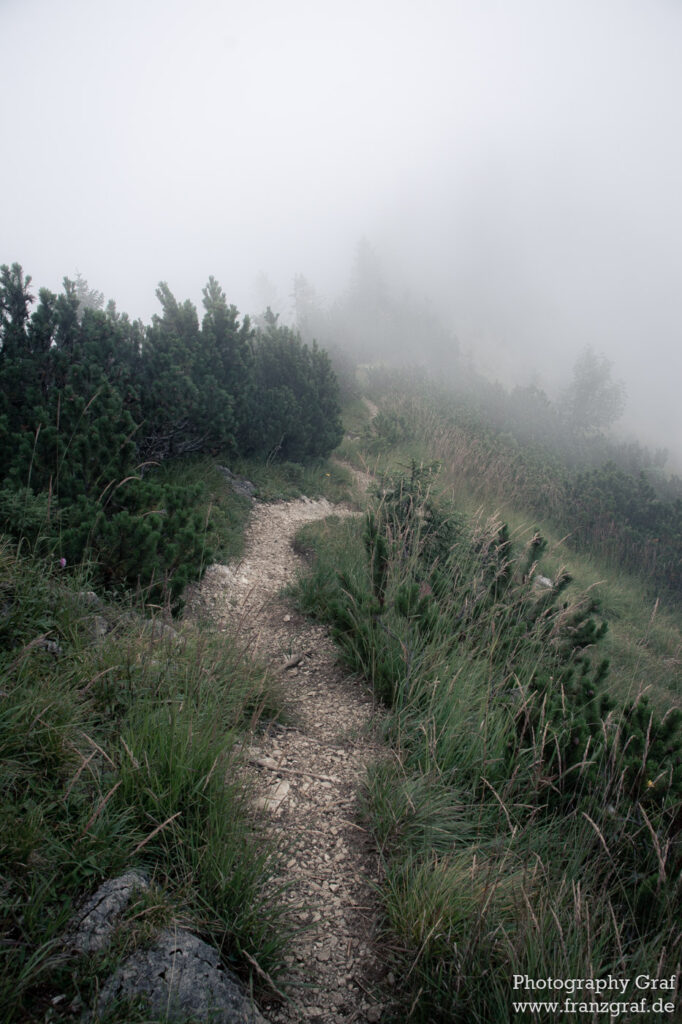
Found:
[0,264,342,602]
[366,366,682,600]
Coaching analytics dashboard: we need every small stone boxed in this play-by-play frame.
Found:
[366,1005,383,1022]
[255,779,290,812]
[255,756,278,769]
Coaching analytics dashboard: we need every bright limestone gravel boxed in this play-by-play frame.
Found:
[184,496,391,1024]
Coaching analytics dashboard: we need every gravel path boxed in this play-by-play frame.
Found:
[185,497,390,1024]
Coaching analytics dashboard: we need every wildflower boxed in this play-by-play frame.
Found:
[58,557,67,568]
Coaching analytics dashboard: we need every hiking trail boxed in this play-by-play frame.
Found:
[185,493,390,1024]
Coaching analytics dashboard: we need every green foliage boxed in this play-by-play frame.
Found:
[359,371,682,601]
[292,470,682,1021]
[248,311,343,461]
[0,544,289,1020]
[0,265,344,609]
[366,409,412,452]
[237,456,354,505]
[559,346,626,437]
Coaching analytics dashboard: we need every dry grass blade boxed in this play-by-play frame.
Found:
[580,811,612,859]
[132,811,182,854]
[638,804,669,882]
[63,748,97,801]
[482,777,516,835]
[80,730,117,768]
[79,780,122,838]
[242,949,289,1004]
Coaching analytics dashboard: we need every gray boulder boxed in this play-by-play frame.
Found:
[64,874,270,1023]
[95,928,269,1023]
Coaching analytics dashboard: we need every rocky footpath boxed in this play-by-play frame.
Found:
[186,497,390,1023]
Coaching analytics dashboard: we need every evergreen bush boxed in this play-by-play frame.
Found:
[0,265,343,608]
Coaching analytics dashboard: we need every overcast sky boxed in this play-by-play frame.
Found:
[2,0,681,455]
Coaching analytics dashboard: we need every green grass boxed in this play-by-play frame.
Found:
[152,455,253,565]
[344,389,682,715]
[341,395,375,436]
[0,539,290,1022]
[291,456,682,1023]
[232,455,354,504]
[448,501,682,712]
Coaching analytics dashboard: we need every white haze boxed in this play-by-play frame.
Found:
[2,0,681,458]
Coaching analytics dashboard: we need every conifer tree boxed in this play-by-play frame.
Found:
[200,276,253,452]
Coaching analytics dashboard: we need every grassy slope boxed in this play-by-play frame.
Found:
[338,397,682,714]
[0,452,356,1022]
[0,550,289,1021]
[4,388,680,1023]
[290,391,682,1023]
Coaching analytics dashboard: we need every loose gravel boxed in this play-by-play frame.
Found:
[185,497,391,1024]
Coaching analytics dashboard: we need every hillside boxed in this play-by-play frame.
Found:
[2,273,681,1022]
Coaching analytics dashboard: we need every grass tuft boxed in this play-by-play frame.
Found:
[0,538,290,1021]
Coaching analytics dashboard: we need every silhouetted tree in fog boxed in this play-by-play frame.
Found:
[560,346,626,437]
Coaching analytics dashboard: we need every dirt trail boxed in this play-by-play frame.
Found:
[185,497,389,1024]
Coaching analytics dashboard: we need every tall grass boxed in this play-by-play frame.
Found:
[232,455,355,505]
[0,539,289,1022]
[355,389,682,710]
[292,468,681,1022]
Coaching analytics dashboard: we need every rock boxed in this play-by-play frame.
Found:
[91,615,110,639]
[253,755,279,770]
[34,637,62,656]
[141,619,181,644]
[95,928,270,1023]
[255,779,290,812]
[366,1004,383,1022]
[64,875,269,1023]
[217,465,258,500]
[64,870,149,954]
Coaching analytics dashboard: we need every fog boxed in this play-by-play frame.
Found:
[2,0,681,458]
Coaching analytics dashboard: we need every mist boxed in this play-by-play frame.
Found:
[2,0,681,458]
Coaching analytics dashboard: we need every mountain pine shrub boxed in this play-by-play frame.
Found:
[1,265,343,608]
